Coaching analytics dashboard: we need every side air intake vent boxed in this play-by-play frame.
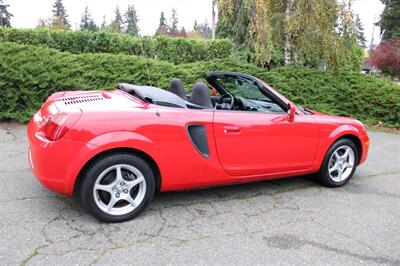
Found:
[62,95,104,105]
[187,125,209,158]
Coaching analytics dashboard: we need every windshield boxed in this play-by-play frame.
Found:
[217,77,273,102]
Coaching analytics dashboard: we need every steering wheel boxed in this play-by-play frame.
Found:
[217,93,234,110]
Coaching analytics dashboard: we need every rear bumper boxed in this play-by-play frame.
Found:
[27,118,90,196]
[28,146,71,195]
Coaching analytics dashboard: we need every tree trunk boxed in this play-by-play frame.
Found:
[212,0,216,39]
[284,0,294,65]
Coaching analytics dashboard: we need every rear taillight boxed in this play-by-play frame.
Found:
[44,112,81,141]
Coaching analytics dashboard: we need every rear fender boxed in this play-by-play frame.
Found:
[66,131,167,195]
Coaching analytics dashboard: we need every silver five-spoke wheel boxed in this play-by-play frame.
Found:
[328,145,355,182]
[93,164,146,216]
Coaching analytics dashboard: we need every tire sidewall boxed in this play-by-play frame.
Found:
[80,153,155,223]
[319,138,359,187]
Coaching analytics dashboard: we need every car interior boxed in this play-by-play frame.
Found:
[117,76,288,114]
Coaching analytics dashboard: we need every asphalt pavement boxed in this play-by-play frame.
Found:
[0,122,399,265]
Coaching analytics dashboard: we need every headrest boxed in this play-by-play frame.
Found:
[170,78,188,100]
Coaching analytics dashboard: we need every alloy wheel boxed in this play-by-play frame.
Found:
[328,145,355,182]
[93,164,146,216]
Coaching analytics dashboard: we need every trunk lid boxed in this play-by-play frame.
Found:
[48,90,147,114]
[32,89,147,141]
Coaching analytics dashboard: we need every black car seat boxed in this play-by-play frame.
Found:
[169,78,188,100]
[190,82,213,108]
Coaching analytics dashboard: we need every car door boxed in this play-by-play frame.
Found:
[212,76,319,176]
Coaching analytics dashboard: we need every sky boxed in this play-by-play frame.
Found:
[5,0,384,45]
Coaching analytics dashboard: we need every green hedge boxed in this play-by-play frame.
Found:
[0,42,399,127]
[0,28,233,64]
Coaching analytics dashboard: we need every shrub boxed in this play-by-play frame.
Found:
[368,37,400,78]
[181,61,399,127]
[0,28,233,64]
[0,42,399,127]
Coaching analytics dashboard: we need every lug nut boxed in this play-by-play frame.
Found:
[121,182,125,186]
[112,186,116,190]
[116,193,120,198]
[123,189,128,194]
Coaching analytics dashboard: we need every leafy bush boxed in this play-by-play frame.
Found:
[0,28,233,64]
[0,42,399,127]
[260,67,400,127]
[368,37,400,77]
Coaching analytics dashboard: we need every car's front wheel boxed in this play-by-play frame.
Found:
[317,138,359,187]
[80,153,155,222]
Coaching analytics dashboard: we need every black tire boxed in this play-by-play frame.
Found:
[316,138,359,187]
[80,153,155,223]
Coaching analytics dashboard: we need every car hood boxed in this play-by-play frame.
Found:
[310,111,365,129]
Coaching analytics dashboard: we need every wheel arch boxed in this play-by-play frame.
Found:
[334,134,362,164]
[328,124,364,160]
[73,147,162,197]
[312,125,365,172]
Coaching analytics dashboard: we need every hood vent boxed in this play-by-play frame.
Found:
[62,94,105,105]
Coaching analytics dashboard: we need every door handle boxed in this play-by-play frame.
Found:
[223,126,241,134]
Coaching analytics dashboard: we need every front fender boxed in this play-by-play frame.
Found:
[65,131,168,195]
[327,124,364,144]
[310,124,367,172]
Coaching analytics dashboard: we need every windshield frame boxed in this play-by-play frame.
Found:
[207,71,290,113]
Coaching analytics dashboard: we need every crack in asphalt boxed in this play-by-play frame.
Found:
[344,182,400,199]
[355,169,400,180]
[0,195,56,203]
[12,170,400,265]
[282,194,379,253]
[263,234,400,265]
[11,171,400,266]
[1,125,398,265]
[0,129,18,142]
[19,245,45,266]
[15,184,400,265]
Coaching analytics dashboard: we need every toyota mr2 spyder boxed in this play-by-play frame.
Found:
[28,72,369,222]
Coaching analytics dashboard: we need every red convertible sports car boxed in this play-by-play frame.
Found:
[28,72,369,222]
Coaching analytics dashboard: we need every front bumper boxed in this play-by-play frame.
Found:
[359,137,369,165]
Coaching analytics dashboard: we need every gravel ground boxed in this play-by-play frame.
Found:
[0,122,399,266]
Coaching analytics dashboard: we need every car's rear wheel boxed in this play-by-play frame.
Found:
[317,138,359,187]
[80,153,155,222]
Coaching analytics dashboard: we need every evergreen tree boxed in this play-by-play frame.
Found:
[0,0,12,27]
[156,11,169,35]
[125,5,139,36]
[379,0,400,40]
[177,27,187,37]
[100,15,108,31]
[170,8,179,35]
[355,15,367,48]
[193,20,199,31]
[80,6,98,32]
[110,6,123,33]
[52,0,70,29]
[216,0,252,45]
[189,20,201,38]
[159,11,167,28]
[198,20,212,39]
[88,18,98,32]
